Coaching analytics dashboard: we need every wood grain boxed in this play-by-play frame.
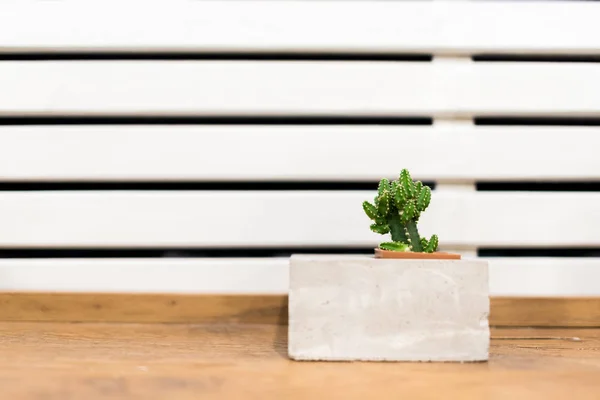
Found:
[1,322,600,399]
[491,297,600,327]
[0,293,287,324]
[1,293,599,327]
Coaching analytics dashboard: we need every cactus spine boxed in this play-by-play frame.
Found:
[362,169,439,253]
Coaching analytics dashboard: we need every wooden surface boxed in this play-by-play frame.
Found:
[0,293,288,325]
[491,297,600,328]
[1,293,599,327]
[1,322,599,399]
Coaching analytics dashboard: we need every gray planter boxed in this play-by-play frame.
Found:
[288,255,489,362]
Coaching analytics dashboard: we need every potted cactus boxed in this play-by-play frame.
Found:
[288,168,489,362]
[362,169,460,259]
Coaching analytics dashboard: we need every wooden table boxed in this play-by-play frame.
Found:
[2,322,599,399]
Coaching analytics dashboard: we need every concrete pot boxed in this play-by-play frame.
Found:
[288,254,489,362]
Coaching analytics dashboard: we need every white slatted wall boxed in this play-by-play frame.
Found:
[0,0,599,296]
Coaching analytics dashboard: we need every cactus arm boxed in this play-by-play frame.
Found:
[377,189,390,216]
[400,169,416,197]
[370,223,390,235]
[404,220,423,252]
[362,201,379,220]
[379,242,410,252]
[424,234,439,253]
[378,178,391,197]
[416,185,431,212]
[392,181,406,209]
[401,201,416,224]
[415,181,423,198]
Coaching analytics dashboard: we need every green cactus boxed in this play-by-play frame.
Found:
[362,169,439,253]
[379,242,410,252]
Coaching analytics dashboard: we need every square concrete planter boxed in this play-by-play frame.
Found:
[288,254,489,362]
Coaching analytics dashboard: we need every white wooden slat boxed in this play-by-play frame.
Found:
[3,61,600,116]
[0,125,597,182]
[439,62,600,117]
[0,258,287,294]
[0,61,432,116]
[0,257,598,296]
[488,258,600,297]
[0,191,598,248]
[2,1,600,54]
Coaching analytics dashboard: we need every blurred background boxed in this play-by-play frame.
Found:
[0,0,598,298]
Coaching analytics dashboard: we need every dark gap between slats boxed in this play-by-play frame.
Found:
[0,116,433,126]
[0,181,436,191]
[475,117,600,126]
[0,52,433,61]
[0,247,373,259]
[2,247,595,259]
[473,54,600,63]
[479,248,600,258]
[477,181,600,192]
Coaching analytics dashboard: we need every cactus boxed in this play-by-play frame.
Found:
[379,242,410,252]
[362,169,439,253]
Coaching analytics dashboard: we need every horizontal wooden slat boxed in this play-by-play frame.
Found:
[0,258,287,294]
[0,257,598,296]
[3,61,600,117]
[491,297,600,328]
[489,258,600,296]
[0,293,287,324]
[0,61,429,116]
[442,62,600,117]
[0,293,598,327]
[0,125,598,182]
[0,191,598,248]
[2,1,600,54]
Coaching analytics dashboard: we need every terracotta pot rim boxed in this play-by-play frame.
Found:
[374,248,462,260]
